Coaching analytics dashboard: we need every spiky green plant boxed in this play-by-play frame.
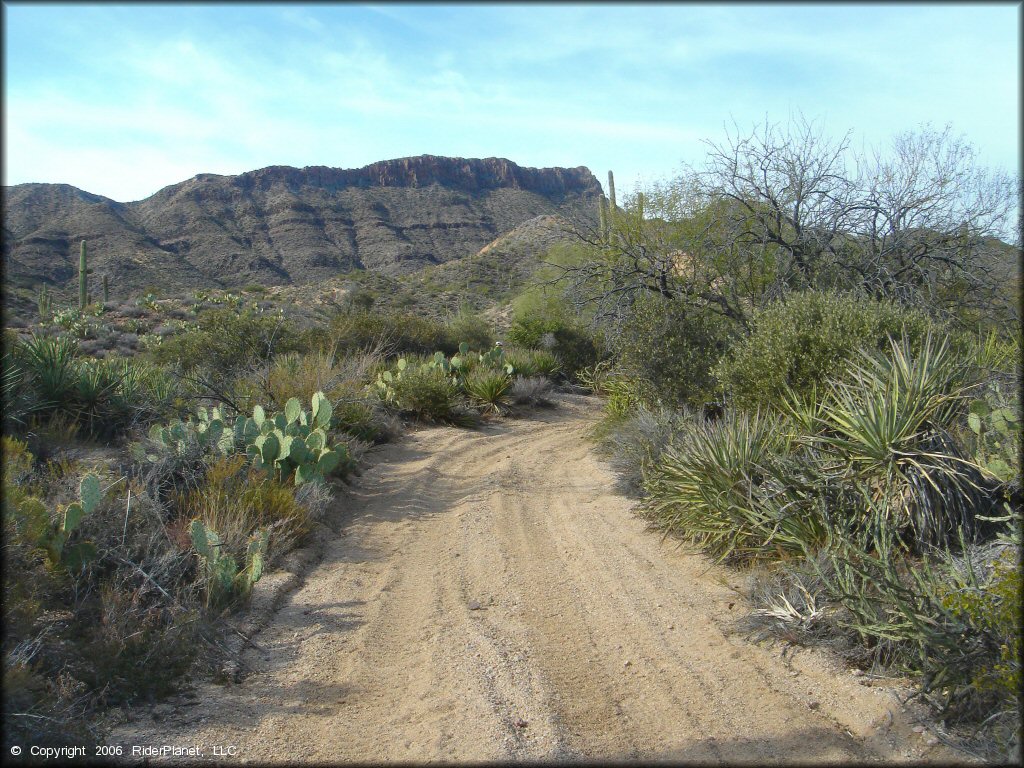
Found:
[464,368,512,414]
[810,333,990,550]
[18,335,80,413]
[644,410,828,563]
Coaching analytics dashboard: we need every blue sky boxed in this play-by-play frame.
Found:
[3,2,1020,202]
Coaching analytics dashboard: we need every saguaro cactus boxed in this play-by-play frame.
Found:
[607,170,617,213]
[102,274,109,303]
[78,240,88,309]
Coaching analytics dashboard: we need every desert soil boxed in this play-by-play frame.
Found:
[110,393,965,764]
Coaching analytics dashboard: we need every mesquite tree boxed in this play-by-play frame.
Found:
[553,116,1020,332]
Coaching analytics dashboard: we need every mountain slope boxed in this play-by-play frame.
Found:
[2,156,601,297]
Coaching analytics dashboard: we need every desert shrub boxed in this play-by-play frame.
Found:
[599,402,693,496]
[509,376,553,407]
[175,455,312,565]
[76,584,199,705]
[388,364,461,423]
[444,310,494,352]
[463,368,512,414]
[329,310,451,357]
[257,350,377,410]
[644,409,830,563]
[614,294,734,407]
[329,380,400,443]
[504,347,562,380]
[149,308,305,376]
[818,520,1021,737]
[506,292,602,380]
[716,291,941,410]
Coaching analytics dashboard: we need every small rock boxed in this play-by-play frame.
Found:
[808,700,820,710]
[924,736,938,746]
[667,624,675,630]
[851,668,864,676]
[912,725,926,734]
[514,718,528,729]
[468,600,482,610]
[789,670,799,677]
[623,660,632,667]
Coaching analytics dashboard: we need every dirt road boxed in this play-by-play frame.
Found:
[111,394,960,763]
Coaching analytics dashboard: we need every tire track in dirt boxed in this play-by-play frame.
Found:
[110,394,961,764]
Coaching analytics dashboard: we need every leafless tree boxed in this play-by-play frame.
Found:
[551,116,1020,332]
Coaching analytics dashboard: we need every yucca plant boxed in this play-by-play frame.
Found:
[463,368,512,414]
[810,333,991,550]
[18,335,80,413]
[71,360,127,434]
[644,410,828,563]
[527,349,562,380]
[1,354,42,431]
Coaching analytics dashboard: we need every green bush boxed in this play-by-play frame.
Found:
[389,364,461,422]
[149,308,305,375]
[444,311,494,353]
[614,294,734,407]
[506,290,602,380]
[716,291,940,409]
[329,310,451,357]
[818,522,1021,733]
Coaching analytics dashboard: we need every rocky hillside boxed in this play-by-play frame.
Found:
[2,156,601,297]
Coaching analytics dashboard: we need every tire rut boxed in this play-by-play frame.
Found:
[109,394,958,764]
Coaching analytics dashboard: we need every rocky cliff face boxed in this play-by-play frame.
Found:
[2,156,600,296]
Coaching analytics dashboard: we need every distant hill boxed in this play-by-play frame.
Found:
[2,156,601,298]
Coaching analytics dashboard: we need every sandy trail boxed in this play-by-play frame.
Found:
[111,394,959,764]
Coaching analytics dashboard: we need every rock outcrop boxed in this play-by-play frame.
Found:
[2,156,600,297]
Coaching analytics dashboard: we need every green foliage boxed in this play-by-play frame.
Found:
[149,307,305,376]
[807,334,990,551]
[329,310,452,357]
[190,518,268,609]
[385,363,461,423]
[463,368,512,414]
[6,469,103,574]
[507,287,602,380]
[818,519,1021,724]
[966,385,1021,485]
[598,402,693,495]
[18,334,80,410]
[614,294,734,406]
[643,409,829,564]
[716,291,939,409]
[445,310,494,352]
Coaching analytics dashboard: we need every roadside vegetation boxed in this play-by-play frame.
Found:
[1,278,568,751]
[2,115,1018,761]
[574,118,1021,761]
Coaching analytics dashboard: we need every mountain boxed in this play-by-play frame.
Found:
[2,156,601,298]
